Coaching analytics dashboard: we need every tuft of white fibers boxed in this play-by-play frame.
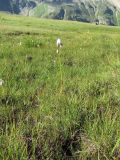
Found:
[56,38,62,48]
[0,79,4,86]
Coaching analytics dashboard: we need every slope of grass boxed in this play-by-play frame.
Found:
[32,4,48,17]
[0,12,120,159]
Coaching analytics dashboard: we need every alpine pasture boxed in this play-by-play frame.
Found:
[0,13,120,159]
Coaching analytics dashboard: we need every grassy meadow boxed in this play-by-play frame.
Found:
[0,13,120,159]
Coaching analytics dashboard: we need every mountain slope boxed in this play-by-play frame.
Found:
[0,0,120,25]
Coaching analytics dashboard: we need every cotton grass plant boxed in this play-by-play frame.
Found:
[56,38,64,95]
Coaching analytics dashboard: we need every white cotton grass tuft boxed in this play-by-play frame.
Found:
[56,38,63,53]
[56,38,62,48]
[0,79,4,86]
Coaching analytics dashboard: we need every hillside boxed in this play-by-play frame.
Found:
[0,0,120,25]
[0,13,120,159]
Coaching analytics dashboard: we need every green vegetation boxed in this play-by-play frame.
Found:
[0,12,120,159]
[32,4,48,17]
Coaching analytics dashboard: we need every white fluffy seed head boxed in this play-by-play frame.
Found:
[56,38,62,48]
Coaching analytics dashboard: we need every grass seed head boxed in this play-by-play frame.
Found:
[56,38,63,48]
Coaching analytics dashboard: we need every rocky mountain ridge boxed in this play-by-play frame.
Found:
[0,0,120,25]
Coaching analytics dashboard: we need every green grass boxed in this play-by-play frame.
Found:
[32,4,48,17]
[0,12,120,159]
